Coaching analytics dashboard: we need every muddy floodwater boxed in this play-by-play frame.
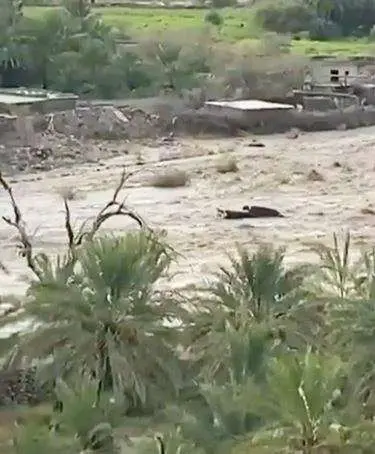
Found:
[1,127,375,297]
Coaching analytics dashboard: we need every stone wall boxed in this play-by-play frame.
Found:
[47,105,160,140]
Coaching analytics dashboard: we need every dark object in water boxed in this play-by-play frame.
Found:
[217,205,285,219]
[247,140,265,148]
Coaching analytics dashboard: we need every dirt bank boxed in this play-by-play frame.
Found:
[3,100,375,175]
[1,126,375,298]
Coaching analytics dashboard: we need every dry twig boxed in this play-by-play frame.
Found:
[0,261,9,275]
[0,167,147,279]
[70,167,147,246]
[0,172,43,280]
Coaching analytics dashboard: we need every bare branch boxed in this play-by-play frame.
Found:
[0,261,9,275]
[63,198,74,250]
[74,167,147,245]
[112,167,129,202]
[1,167,148,280]
[0,172,42,280]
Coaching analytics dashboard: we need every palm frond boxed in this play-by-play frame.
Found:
[306,231,358,299]
[353,247,375,300]
[210,243,309,325]
[244,349,346,451]
[9,231,181,412]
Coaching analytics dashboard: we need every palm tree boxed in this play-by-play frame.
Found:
[238,349,349,453]
[21,0,116,91]
[161,376,263,454]
[21,7,76,89]
[172,383,259,454]
[156,327,274,454]
[231,347,375,454]
[210,244,306,323]
[6,232,183,412]
[309,235,375,420]
[185,244,320,383]
[0,0,30,79]
[52,375,122,452]
[307,232,360,300]
[327,294,375,420]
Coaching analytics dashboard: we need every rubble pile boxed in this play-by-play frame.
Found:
[0,133,93,174]
[0,103,171,174]
[48,105,161,140]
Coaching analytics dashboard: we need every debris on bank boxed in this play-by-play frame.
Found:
[217,205,285,219]
[0,98,168,174]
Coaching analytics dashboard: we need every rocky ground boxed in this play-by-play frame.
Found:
[1,120,375,301]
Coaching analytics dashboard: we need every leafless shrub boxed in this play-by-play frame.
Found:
[150,169,190,188]
[57,186,79,201]
[211,40,307,100]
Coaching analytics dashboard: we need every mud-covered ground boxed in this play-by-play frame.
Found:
[1,126,375,297]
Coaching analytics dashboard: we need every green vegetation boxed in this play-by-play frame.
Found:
[1,1,375,451]
[0,0,374,99]
[24,4,375,54]
[0,0,305,98]
[24,5,250,37]
[2,170,375,453]
[24,6,259,42]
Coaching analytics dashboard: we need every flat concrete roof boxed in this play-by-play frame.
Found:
[0,94,45,105]
[205,100,295,111]
[0,88,78,105]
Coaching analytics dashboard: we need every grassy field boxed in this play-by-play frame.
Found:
[24,5,375,56]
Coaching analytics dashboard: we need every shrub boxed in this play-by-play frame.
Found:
[260,32,292,55]
[256,0,375,40]
[150,169,190,188]
[205,10,224,27]
[309,17,342,41]
[139,29,212,94]
[212,44,307,101]
[209,0,237,8]
[256,2,316,34]
[369,24,375,40]
[330,0,375,37]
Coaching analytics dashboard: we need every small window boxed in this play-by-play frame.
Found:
[330,69,339,82]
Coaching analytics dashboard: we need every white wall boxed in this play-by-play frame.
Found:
[311,61,359,83]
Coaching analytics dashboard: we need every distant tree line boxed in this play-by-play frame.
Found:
[256,0,375,40]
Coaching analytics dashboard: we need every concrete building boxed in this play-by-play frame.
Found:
[309,56,375,85]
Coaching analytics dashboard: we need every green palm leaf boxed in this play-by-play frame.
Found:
[6,232,181,411]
